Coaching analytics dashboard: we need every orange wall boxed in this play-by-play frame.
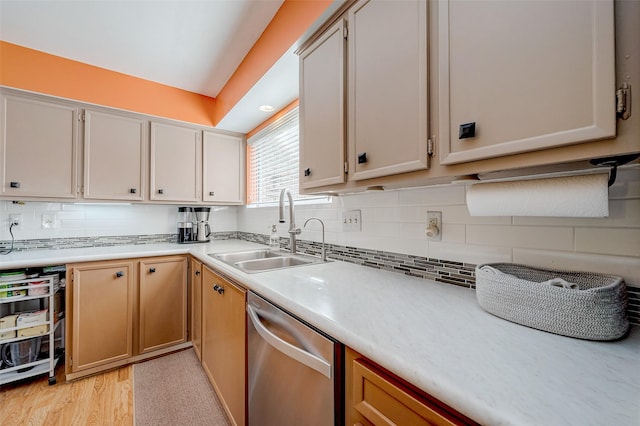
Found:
[0,41,217,126]
[0,0,331,130]
[213,0,332,125]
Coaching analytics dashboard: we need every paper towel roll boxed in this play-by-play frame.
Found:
[466,173,609,217]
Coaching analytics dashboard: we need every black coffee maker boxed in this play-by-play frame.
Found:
[177,207,194,243]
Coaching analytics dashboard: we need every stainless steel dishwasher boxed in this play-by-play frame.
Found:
[247,292,343,426]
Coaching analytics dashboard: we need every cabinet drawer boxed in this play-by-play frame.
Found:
[352,359,463,426]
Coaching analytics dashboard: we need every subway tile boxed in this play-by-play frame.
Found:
[466,225,574,251]
[397,185,466,205]
[441,223,466,243]
[513,248,640,287]
[428,241,512,265]
[513,199,640,228]
[574,227,640,257]
[440,204,512,225]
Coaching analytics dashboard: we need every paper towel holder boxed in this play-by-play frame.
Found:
[589,154,640,187]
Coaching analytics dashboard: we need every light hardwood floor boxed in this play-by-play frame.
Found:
[0,365,133,426]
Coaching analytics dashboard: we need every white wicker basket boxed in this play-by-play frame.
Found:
[475,263,629,341]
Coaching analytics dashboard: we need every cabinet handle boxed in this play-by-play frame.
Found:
[209,191,215,196]
[357,152,367,164]
[115,271,124,278]
[304,168,311,177]
[149,267,156,273]
[459,122,476,139]
[195,270,200,276]
[129,188,137,194]
[213,284,224,295]
[10,181,20,188]
[157,189,164,194]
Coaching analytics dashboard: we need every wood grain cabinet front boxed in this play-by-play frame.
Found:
[346,348,477,426]
[138,256,188,354]
[190,258,203,361]
[202,266,246,426]
[66,256,189,380]
[68,261,135,373]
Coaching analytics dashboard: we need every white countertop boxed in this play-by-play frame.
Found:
[2,240,639,425]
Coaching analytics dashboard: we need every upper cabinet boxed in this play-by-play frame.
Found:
[298,0,430,187]
[437,0,616,165]
[203,131,244,204]
[0,95,79,199]
[299,19,347,190]
[348,0,429,181]
[84,110,146,201]
[150,122,202,203]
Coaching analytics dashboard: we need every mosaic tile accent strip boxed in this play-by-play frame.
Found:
[0,232,238,252]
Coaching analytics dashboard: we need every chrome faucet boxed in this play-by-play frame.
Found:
[303,217,326,262]
[279,188,301,254]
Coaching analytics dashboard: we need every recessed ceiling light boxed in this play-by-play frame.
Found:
[258,105,275,112]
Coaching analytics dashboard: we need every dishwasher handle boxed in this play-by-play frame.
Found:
[247,303,332,379]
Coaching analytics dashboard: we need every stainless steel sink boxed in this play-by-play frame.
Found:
[212,249,281,264]
[210,249,328,273]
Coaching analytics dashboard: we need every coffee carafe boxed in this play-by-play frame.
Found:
[177,207,194,243]
[194,207,211,242]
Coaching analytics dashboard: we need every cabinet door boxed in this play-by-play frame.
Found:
[138,256,188,354]
[438,0,615,165]
[203,131,244,204]
[84,110,146,200]
[299,19,347,189]
[70,261,134,372]
[190,258,203,361]
[348,0,429,181]
[0,95,78,199]
[202,266,246,426]
[150,122,201,202]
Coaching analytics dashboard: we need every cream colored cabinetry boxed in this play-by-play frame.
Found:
[68,260,135,373]
[346,348,476,426]
[298,0,429,188]
[0,94,79,199]
[83,110,146,200]
[203,131,244,204]
[202,266,246,426]
[299,19,347,190]
[190,258,203,361]
[67,256,188,379]
[348,0,429,181]
[437,0,616,165]
[138,256,188,354]
[150,122,202,202]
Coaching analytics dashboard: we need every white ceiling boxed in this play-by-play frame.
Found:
[0,0,303,132]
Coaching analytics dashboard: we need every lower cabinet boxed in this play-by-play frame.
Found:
[138,257,188,354]
[346,348,476,426]
[202,266,246,426]
[190,258,203,361]
[66,255,188,379]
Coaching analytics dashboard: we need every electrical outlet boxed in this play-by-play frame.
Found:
[342,210,362,232]
[42,213,58,229]
[9,214,22,229]
[425,211,442,241]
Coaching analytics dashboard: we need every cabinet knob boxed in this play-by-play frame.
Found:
[115,271,124,278]
[195,270,200,276]
[129,188,137,194]
[459,122,476,139]
[357,152,367,164]
[149,267,156,273]
[213,284,224,295]
[304,168,311,177]
[10,181,20,188]
[157,189,164,194]
[209,191,215,196]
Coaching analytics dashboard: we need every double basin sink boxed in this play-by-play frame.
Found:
[210,249,328,273]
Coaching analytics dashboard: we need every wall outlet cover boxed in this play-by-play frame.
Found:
[42,213,58,229]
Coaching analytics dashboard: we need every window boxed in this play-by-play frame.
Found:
[247,107,328,206]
